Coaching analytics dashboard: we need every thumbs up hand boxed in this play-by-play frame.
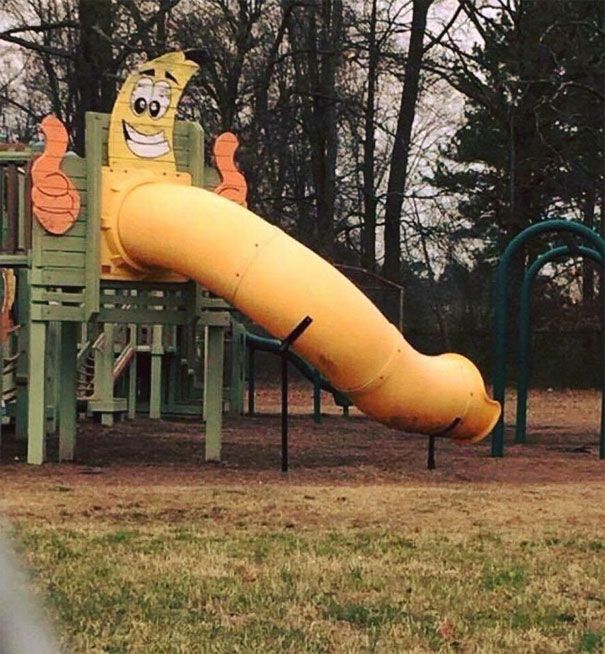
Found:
[213,132,248,206]
[31,115,81,234]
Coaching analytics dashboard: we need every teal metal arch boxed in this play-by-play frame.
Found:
[491,219,605,458]
[514,245,602,445]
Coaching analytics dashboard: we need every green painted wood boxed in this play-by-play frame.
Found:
[99,293,188,308]
[165,353,178,407]
[187,121,204,187]
[30,305,85,322]
[0,327,4,448]
[0,168,4,248]
[17,167,25,250]
[45,322,61,434]
[0,151,32,163]
[197,296,230,310]
[97,308,190,325]
[204,325,225,462]
[149,324,163,419]
[0,255,29,267]
[40,236,87,253]
[101,280,194,293]
[15,269,30,441]
[97,281,198,325]
[31,269,85,286]
[198,311,231,327]
[58,222,87,238]
[94,322,115,426]
[43,251,86,268]
[31,289,86,304]
[59,321,78,461]
[30,179,88,307]
[88,398,127,413]
[60,154,86,180]
[229,321,246,416]
[26,321,46,464]
[84,112,103,320]
[127,324,137,419]
[203,167,220,189]
[31,217,43,269]
[160,403,203,417]
[202,327,208,422]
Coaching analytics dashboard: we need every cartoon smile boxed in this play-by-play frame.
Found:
[122,120,170,159]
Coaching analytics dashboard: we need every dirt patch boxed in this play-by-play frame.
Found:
[0,386,602,489]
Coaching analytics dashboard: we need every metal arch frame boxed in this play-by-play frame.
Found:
[491,219,605,458]
[514,245,602,446]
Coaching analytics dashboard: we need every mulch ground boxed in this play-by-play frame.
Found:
[0,386,602,488]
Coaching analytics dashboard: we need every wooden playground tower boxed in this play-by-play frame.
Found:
[0,113,246,465]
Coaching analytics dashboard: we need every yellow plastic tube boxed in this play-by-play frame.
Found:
[117,181,500,441]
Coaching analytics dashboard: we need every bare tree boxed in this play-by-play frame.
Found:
[382,0,433,282]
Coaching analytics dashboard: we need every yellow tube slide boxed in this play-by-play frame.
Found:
[117,181,500,441]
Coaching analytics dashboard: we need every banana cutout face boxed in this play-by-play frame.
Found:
[107,50,207,173]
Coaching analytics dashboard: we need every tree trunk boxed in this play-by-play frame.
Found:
[361,0,378,272]
[305,0,342,257]
[74,0,114,154]
[582,186,596,301]
[286,1,342,256]
[156,0,172,53]
[382,0,432,282]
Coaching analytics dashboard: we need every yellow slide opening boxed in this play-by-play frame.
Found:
[116,181,500,442]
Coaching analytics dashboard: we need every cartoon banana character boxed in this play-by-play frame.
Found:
[107,49,208,173]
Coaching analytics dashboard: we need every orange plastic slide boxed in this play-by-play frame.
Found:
[114,181,500,442]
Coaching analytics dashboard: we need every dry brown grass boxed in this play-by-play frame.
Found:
[0,387,603,652]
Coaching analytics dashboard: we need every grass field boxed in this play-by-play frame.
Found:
[1,388,604,653]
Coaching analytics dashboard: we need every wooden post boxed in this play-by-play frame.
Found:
[204,325,225,462]
[427,435,436,470]
[5,164,18,253]
[229,321,245,415]
[0,327,4,450]
[45,321,61,434]
[17,164,26,251]
[15,269,30,441]
[202,326,208,422]
[127,324,137,419]
[84,112,102,320]
[313,373,322,424]
[59,322,77,461]
[247,346,255,416]
[95,322,115,427]
[27,321,46,464]
[149,324,163,419]
[166,345,178,410]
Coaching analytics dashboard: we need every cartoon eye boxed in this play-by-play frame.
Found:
[130,77,153,116]
[134,97,147,114]
[149,81,171,120]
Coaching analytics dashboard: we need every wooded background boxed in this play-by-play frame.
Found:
[1,0,603,386]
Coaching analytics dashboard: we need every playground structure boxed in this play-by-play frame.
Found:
[0,49,503,466]
[491,220,605,460]
[0,50,600,466]
[0,128,366,466]
[0,118,242,465]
